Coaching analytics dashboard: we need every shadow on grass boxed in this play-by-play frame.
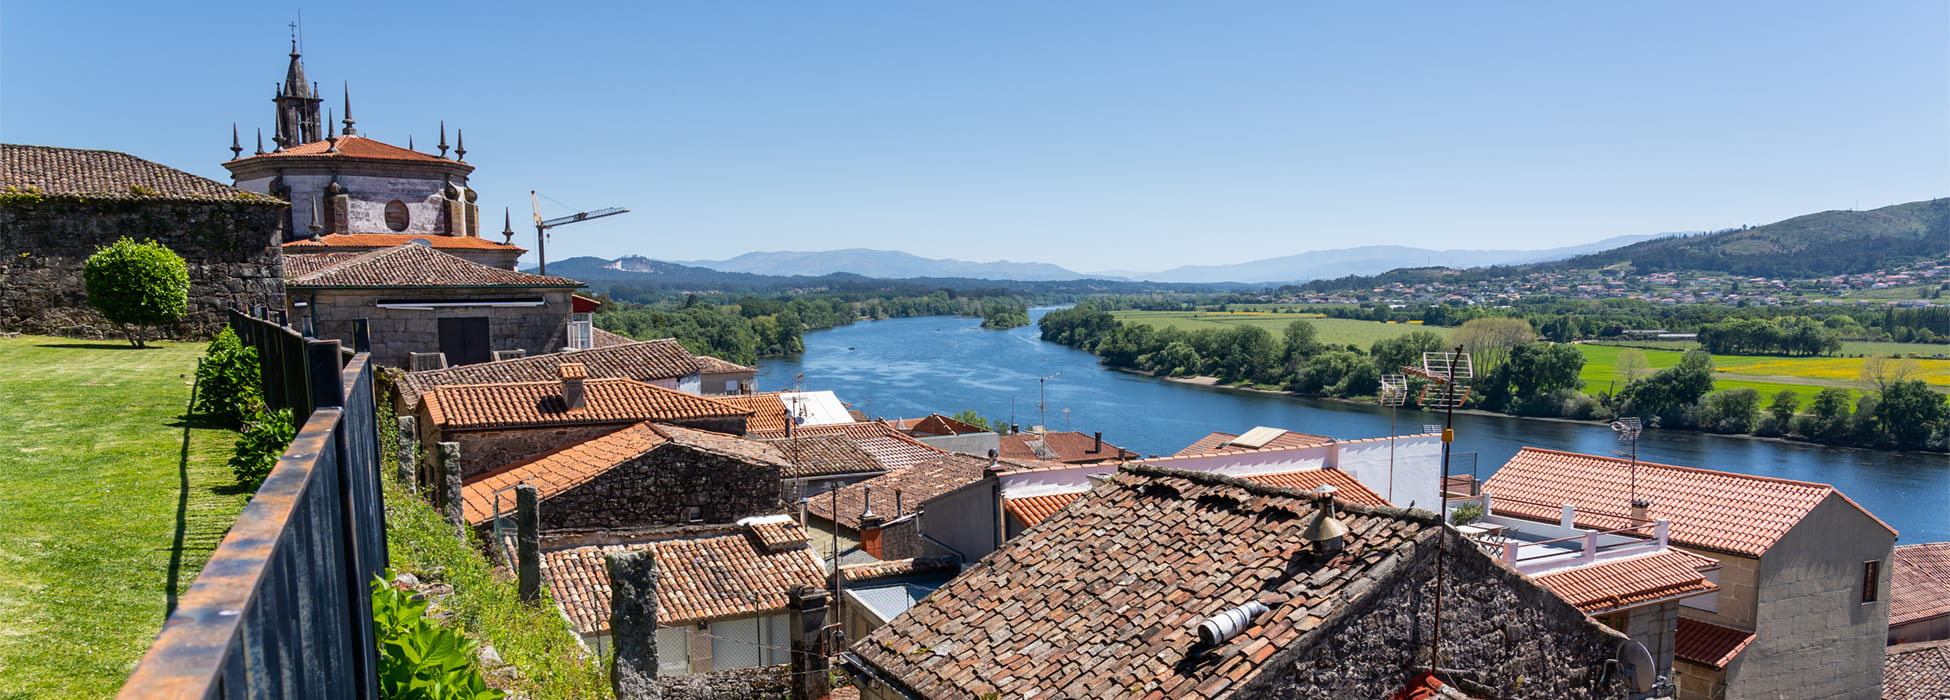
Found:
[31,342,159,350]
[165,378,201,618]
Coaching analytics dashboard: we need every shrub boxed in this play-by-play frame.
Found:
[82,237,189,347]
[1450,502,1484,525]
[193,327,262,428]
[371,570,507,700]
[229,408,295,492]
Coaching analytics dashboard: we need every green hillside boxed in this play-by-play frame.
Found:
[1547,199,1950,277]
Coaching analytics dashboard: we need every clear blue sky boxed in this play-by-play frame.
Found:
[4,2,1945,273]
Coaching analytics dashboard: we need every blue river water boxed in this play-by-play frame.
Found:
[757,308,1950,543]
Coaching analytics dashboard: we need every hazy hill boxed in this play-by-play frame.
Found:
[1542,199,1950,277]
[535,255,1232,297]
[1133,234,1664,284]
[680,248,1087,281]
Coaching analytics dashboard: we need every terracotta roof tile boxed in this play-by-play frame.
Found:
[1173,429,1336,457]
[1884,640,1950,700]
[227,136,461,166]
[998,431,1126,463]
[748,420,949,472]
[421,377,750,431]
[591,327,636,348]
[285,244,580,289]
[3,143,274,202]
[1891,542,1950,627]
[398,339,702,407]
[761,434,889,479]
[1244,469,1391,508]
[1531,550,1719,614]
[1674,617,1755,669]
[1482,447,1894,557]
[695,355,756,374]
[717,393,793,434]
[460,422,666,525]
[283,232,525,252]
[540,522,827,631]
[837,556,960,585]
[893,414,987,437]
[851,464,1446,699]
[806,454,992,531]
[1003,492,1082,528]
[282,252,364,277]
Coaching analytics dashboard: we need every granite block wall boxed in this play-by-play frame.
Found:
[292,288,575,369]
[537,444,783,531]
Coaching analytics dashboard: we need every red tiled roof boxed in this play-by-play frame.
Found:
[1173,429,1335,457]
[695,355,755,374]
[540,523,827,631]
[285,244,580,289]
[1885,640,1950,700]
[837,556,960,585]
[591,327,636,348]
[282,251,364,277]
[748,420,949,472]
[227,136,461,166]
[849,434,946,472]
[761,434,889,479]
[421,377,750,431]
[1891,542,1950,627]
[806,454,991,531]
[894,414,986,437]
[1003,492,1081,528]
[397,339,702,408]
[1390,670,1475,700]
[460,423,790,525]
[283,233,525,252]
[1674,617,1755,670]
[717,393,793,434]
[1244,469,1391,508]
[3,143,275,202]
[998,431,1126,463]
[1531,550,1719,614]
[1482,447,1894,557]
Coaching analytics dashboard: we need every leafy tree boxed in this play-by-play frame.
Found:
[949,409,1004,434]
[1698,388,1762,433]
[1766,390,1801,427]
[1140,341,1202,377]
[1205,325,1280,385]
[1613,349,1651,384]
[1480,343,1586,415]
[1874,380,1948,449]
[1281,320,1323,366]
[193,327,263,428]
[1622,349,1714,421]
[1369,330,1445,376]
[82,237,189,347]
[1451,317,1535,371]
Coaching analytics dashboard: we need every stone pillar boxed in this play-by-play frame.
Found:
[438,441,464,535]
[396,415,418,494]
[788,586,831,700]
[607,551,660,700]
[516,484,541,604]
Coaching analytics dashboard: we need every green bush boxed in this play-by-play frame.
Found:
[1450,502,1484,525]
[372,570,507,700]
[81,237,189,347]
[193,327,262,428]
[229,408,294,492]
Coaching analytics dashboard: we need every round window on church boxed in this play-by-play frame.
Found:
[384,200,410,232]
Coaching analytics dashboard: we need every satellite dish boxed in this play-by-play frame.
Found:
[1617,640,1655,692]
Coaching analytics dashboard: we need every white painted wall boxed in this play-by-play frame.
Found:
[234,171,465,238]
[1331,435,1442,512]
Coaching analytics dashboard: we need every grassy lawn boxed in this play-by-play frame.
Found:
[1586,338,1949,358]
[1112,311,1445,348]
[0,336,247,698]
[1575,344,1950,402]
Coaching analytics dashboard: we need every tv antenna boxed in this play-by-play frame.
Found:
[1379,374,1407,501]
[1404,347,1473,677]
[530,191,628,275]
[1611,417,1645,519]
[1038,372,1060,433]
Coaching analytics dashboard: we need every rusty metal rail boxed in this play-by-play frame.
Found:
[118,313,386,699]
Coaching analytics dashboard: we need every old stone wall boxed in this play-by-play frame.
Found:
[657,665,791,700]
[1239,528,1629,700]
[1739,495,1894,700]
[441,423,628,478]
[0,198,286,337]
[291,287,575,369]
[540,444,783,531]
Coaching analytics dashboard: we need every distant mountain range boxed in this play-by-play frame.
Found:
[677,249,1087,281]
[1125,234,1667,284]
[1538,199,1949,278]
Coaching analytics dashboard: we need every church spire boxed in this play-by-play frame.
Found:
[255,128,265,155]
[455,129,466,161]
[501,207,515,244]
[273,40,324,145]
[340,82,357,136]
[230,124,243,160]
[437,121,449,159]
[325,108,340,153]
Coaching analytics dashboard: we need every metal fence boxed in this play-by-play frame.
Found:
[118,311,388,699]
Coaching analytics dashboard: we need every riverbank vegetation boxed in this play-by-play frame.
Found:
[595,289,1035,364]
[1043,305,1949,451]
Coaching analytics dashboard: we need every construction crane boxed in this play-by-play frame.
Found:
[530,191,627,275]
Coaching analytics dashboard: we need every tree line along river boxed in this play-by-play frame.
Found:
[756,308,1949,543]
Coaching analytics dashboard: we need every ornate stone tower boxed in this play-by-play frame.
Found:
[273,40,323,148]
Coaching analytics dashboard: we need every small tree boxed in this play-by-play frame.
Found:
[1767,390,1801,427]
[82,237,189,347]
[193,327,264,428]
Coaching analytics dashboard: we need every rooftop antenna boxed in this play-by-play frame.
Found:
[529,190,628,275]
[1378,373,1407,501]
[1038,372,1060,433]
[1611,417,1644,516]
[1404,346,1472,675]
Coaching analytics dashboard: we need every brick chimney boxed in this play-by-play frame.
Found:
[1629,499,1651,527]
[1091,431,1103,454]
[559,363,587,412]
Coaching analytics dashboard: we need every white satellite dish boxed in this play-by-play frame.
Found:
[1618,640,1655,692]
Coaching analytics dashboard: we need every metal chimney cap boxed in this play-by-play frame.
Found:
[1302,511,1349,543]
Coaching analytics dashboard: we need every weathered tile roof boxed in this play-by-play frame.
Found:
[892,414,986,437]
[1891,542,1950,626]
[285,244,580,289]
[851,464,1446,699]
[459,423,790,525]
[1884,640,1950,700]
[1173,429,1335,457]
[1674,617,1754,670]
[762,434,889,479]
[421,377,751,431]
[1003,492,1082,528]
[283,232,525,252]
[695,355,755,374]
[837,556,960,585]
[227,135,458,165]
[716,393,793,434]
[998,430,1125,463]
[749,420,948,472]
[1482,447,1894,558]
[1530,550,1719,614]
[540,521,827,631]
[282,252,364,277]
[806,454,992,531]
[591,327,636,348]
[2,143,274,202]
[397,339,703,407]
[1243,469,1391,508]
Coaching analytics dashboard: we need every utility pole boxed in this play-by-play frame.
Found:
[1038,372,1060,432]
[531,191,627,275]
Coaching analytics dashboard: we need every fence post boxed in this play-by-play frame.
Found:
[607,551,661,700]
[309,339,345,408]
[438,442,464,535]
[396,416,418,494]
[354,318,372,353]
[517,484,541,604]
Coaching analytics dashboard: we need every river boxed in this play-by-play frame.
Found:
[756,308,1950,543]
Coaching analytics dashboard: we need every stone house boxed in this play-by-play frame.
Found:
[842,464,1636,700]
[285,243,584,368]
[0,143,287,337]
[460,421,793,534]
[1888,542,1950,644]
[537,516,828,675]
[1484,447,1898,700]
[396,337,707,412]
[414,363,752,478]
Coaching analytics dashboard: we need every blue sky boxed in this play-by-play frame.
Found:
[4,2,1944,273]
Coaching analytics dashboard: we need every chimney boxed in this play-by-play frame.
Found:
[1091,431,1102,454]
[1629,499,1651,527]
[859,513,885,559]
[559,363,587,411]
[986,448,1000,473]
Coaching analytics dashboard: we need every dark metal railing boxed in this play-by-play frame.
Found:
[118,311,386,699]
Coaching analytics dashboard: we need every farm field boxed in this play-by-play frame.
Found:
[1588,338,1948,358]
[1111,311,1445,348]
[1574,344,1950,402]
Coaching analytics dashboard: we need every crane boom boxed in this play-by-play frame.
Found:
[529,190,628,275]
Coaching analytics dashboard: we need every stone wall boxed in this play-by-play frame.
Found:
[292,287,575,369]
[1239,528,1629,700]
[1676,547,1760,629]
[437,423,627,479]
[657,665,791,700]
[0,198,286,338]
[539,444,783,531]
[1739,494,1894,700]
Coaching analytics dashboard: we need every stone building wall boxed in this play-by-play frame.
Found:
[429,417,749,479]
[291,287,575,369]
[1739,495,1894,700]
[0,198,287,337]
[1238,527,1630,700]
[1676,547,1760,629]
[538,444,783,531]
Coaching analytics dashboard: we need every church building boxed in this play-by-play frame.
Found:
[222,42,527,270]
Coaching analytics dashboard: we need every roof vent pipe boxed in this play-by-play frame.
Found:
[1198,601,1269,646]
[987,449,999,470]
[1092,431,1102,454]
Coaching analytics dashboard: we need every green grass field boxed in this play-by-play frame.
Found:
[0,336,248,697]
[1589,338,1948,358]
[1575,344,1950,402]
[1111,311,1446,348]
